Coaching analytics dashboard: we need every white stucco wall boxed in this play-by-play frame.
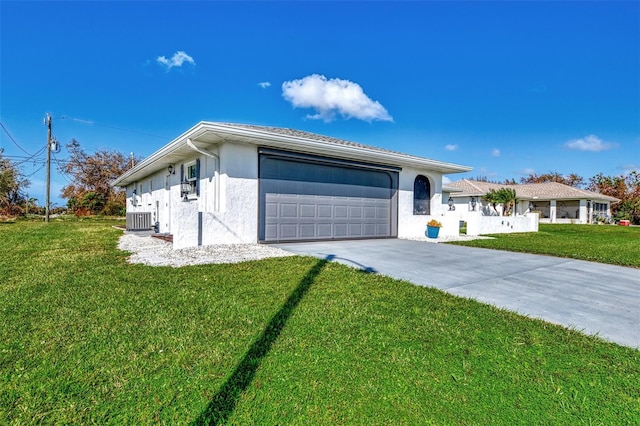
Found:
[466,213,539,235]
[125,146,468,248]
[171,143,259,249]
[126,169,177,232]
[397,168,459,238]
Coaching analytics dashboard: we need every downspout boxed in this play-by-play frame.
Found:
[187,138,220,212]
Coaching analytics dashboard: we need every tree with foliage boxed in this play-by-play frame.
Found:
[60,140,136,216]
[0,149,30,217]
[520,171,584,188]
[587,171,640,224]
[482,187,517,216]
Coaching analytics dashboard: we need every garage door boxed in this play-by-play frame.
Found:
[259,149,398,242]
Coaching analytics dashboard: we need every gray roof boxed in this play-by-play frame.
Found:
[448,179,620,203]
[225,122,408,155]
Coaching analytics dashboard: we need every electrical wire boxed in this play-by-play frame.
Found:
[14,145,47,166]
[51,152,74,183]
[23,163,47,178]
[0,121,34,156]
[59,116,169,140]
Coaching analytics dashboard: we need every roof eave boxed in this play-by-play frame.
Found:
[113,122,473,187]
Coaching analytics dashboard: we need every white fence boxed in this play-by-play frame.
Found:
[466,213,538,236]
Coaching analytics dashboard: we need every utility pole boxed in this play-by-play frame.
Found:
[45,114,52,223]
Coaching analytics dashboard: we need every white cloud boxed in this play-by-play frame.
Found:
[281,74,393,122]
[157,51,195,71]
[442,176,452,184]
[445,144,458,151]
[491,148,501,157]
[519,168,536,175]
[564,134,617,151]
[258,81,271,89]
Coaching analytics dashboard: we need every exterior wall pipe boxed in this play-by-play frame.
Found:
[187,138,220,212]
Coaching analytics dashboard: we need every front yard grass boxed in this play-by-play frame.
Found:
[1,220,638,424]
[450,223,640,268]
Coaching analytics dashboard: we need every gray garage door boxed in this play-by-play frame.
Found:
[259,149,398,242]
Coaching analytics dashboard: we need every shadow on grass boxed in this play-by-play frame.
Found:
[191,256,330,425]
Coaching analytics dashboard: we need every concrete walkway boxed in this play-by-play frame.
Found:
[275,239,639,349]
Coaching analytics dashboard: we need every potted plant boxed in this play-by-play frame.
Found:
[426,219,442,239]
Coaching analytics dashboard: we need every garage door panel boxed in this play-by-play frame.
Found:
[300,204,316,217]
[280,203,298,218]
[280,224,298,239]
[299,224,315,238]
[265,202,278,218]
[349,206,363,218]
[265,224,278,239]
[363,206,377,218]
[260,153,398,242]
[334,224,348,237]
[377,207,389,219]
[317,223,332,237]
[334,205,348,218]
[318,205,332,217]
[349,224,362,236]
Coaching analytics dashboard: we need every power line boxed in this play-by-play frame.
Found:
[23,163,47,178]
[0,121,33,156]
[51,152,73,183]
[59,116,170,140]
[14,145,47,166]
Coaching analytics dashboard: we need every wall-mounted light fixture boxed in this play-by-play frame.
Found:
[470,196,477,211]
[168,164,175,175]
[181,177,191,202]
[448,197,455,211]
[529,201,534,211]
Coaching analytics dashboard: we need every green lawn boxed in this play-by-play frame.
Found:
[449,223,640,268]
[1,220,638,424]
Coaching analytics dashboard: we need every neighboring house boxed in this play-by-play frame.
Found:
[113,122,471,248]
[444,179,619,224]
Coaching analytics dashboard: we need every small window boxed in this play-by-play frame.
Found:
[186,162,199,195]
[413,175,431,215]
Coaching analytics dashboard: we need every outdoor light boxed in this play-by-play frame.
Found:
[181,177,191,202]
[168,164,174,175]
[448,197,455,211]
[471,196,477,211]
[529,201,534,211]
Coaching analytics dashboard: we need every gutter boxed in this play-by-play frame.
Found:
[187,138,220,211]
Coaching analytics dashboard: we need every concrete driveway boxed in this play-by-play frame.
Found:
[275,239,639,349]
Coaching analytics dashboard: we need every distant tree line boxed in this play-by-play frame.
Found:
[0,141,140,218]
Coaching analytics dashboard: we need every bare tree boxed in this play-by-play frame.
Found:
[60,140,137,215]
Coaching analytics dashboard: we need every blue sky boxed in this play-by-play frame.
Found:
[1,1,638,207]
